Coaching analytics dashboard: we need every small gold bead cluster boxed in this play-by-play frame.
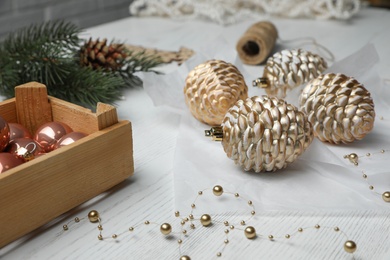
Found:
[61,185,357,259]
[344,149,390,202]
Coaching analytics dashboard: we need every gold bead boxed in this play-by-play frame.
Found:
[98,225,103,231]
[88,210,100,223]
[180,256,191,260]
[189,214,194,219]
[160,223,172,235]
[225,229,229,234]
[369,185,374,190]
[98,234,103,240]
[200,214,212,227]
[74,217,80,223]
[63,225,68,231]
[230,225,235,230]
[235,193,239,197]
[145,220,150,225]
[129,227,134,231]
[217,252,222,257]
[248,200,253,205]
[191,204,196,208]
[224,239,229,244]
[285,234,290,239]
[362,174,367,179]
[334,227,340,232]
[268,235,274,240]
[381,149,385,153]
[184,217,189,222]
[315,224,320,229]
[347,153,358,165]
[241,220,246,226]
[213,185,224,196]
[244,226,256,239]
[181,220,186,225]
[190,224,195,229]
[251,211,256,215]
[382,191,390,202]
[178,239,182,244]
[198,191,203,195]
[366,153,371,157]
[298,228,303,232]
[224,221,229,226]
[344,240,357,253]
[183,229,187,234]
[112,234,117,239]
[175,211,180,217]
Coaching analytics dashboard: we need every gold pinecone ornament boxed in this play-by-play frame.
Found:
[253,49,328,98]
[184,60,248,125]
[299,73,375,144]
[207,96,314,172]
[80,38,127,71]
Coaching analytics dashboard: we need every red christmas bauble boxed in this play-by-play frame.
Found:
[0,116,10,152]
[0,152,24,173]
[34,122,73,152]
[9,123,32,141]
[54,132,87,149]
[7,137,44,162]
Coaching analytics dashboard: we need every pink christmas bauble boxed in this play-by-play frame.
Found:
[54,132,87,149]
[0,152,24,174]
[7,137,44,162]
[0,116,10,152]
[34,122,73,152]
[9,123,32,141]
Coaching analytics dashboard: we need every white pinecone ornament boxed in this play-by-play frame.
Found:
[206,96,313,172]
[299,73,375,144]
[253,49,328,98]
[184,60,248,125]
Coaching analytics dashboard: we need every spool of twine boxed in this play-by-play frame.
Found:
[236,21,278,65]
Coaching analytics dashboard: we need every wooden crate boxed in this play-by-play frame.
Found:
[0,82,134,248]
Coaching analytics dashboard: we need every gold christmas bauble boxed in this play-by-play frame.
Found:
[253,49,327,98]
[299,73,375,144]
[184,60,248,125]
[220,95,313,172]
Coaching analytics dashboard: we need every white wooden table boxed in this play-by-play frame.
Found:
[1,7,390,260]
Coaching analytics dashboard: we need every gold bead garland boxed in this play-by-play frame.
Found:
[344,149,390,203]
[61,185,358,259]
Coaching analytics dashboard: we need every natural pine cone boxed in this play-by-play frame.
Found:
[184,60,248,125]
[299,73,375,144]
[254,49,327,98]
[80,38,127,71]
[220,95,313,172]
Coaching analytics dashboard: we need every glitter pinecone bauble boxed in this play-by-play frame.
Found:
[80,38,127,71]
[253,49,327,98]
[220,95,313,172]
[184,60,248,125]
[299,73,375,144]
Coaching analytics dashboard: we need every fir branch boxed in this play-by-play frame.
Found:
[119,50,163,87]
[0,20,162,108]
[52,67,125,108]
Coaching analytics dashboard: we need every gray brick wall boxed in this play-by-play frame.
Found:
[0,0,133,39]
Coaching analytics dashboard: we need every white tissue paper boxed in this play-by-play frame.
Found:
[142,41,390,213]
